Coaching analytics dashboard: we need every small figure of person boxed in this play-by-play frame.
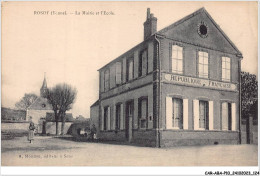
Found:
[28,122,35,144]
[90,124,97,142]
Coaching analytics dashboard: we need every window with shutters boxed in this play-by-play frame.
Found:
[115,62,122,85]
[138,97,148,129]
[127,58,134,81]
[198,51,208,78]
[103,106,109,131]
[172,98,183,129]
[115,104,121,130]
[171,45,183,74]
[222,57,231,82]
[139,49,148,77]
[199,100,209,130]
[222,102,232,130]
[104,69,110,91]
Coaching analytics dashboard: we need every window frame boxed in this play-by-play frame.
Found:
[126,58,134,82]
[198,100,209,130]
[115,61,122,85]
[104,69,110,91]
[221,56,231,82]
[138,96,148,129]
[139,49,148,77]
[103,106,109,131]
[221,101,232,131]
[197,51,209,79]
[171,45,184,74]
[172,98,183,129]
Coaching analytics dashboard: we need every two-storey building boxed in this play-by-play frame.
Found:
[90,7,243,147]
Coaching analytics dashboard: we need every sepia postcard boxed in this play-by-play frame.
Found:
[1,1,258,174]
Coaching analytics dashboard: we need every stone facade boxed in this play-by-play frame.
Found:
[91,7,242,147]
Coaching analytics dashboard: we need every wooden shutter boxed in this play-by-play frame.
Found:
[122,57,126,83]
[193,100,199,130]
[183,99,188,130]
[111,105,116,130]
[232,103,236,131]
[148,42,153,73]
[209,101,214,130]
[120,104,124,130]
[166,97,173,129]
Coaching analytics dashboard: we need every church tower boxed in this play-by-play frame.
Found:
[40,73,48,98]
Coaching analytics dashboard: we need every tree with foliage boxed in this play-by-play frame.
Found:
[47,83,77,135]
[15,93,38,111]
[241,71,258,119]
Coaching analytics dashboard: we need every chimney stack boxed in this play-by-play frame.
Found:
[143,8,157,40]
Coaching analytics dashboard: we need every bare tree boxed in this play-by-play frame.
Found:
[47,83,77,135]
[15,93,38,110]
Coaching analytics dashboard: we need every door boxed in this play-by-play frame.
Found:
[199,101,209,130]
[125,101,134,142]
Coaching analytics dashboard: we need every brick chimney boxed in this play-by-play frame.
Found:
[143,8,157,40]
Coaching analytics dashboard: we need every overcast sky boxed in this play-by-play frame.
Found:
[2,1,257,118]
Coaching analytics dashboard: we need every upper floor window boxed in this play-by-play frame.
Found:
[198,51,208,78]
[127,58,134,81]
[104,69,110,91]
[172,45,183,74]
[115,62,122,85]
[222,57,231,82]
[139,49,148,77]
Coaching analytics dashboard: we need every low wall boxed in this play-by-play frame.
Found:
[2,121,30,131]
[160,130,239,147]
[46,122,73,135]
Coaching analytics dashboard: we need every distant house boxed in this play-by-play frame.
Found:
[26,75,53,124]
[1,107,26,122]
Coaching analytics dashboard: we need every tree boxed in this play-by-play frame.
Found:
[15,93,38,110]
[241,71,258,119]
[47,83,77,135]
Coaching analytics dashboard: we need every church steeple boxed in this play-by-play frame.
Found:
[40,73,48,98]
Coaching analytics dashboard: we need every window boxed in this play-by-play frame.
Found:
[222,102,232,130]
[198,51,208,78]
[127,58,134,81]
[172,98,183,129]
[115,104,121,130]
[139,49,148,77]
[199,100,209,130]
[172,45,183,74]
[115,62,122,85]
[139,98,148,129]
[104,69,110,91]
[103,107,110,131]
[222,57,231,82]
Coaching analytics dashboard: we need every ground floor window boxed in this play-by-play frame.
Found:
[115,104,121,130]
[172,98,183,129]
[222,102,232,130]
[103,106,110,131]
[139,97,148,129]
[199,100,209,130]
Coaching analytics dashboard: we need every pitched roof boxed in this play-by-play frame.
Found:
[98,7,242,71]
[27,97,53,110]
[157,7,242,55]
[90,100,99,107]
[46,112,74,122]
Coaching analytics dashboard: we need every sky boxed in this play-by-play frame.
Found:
[2,1,258,118]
